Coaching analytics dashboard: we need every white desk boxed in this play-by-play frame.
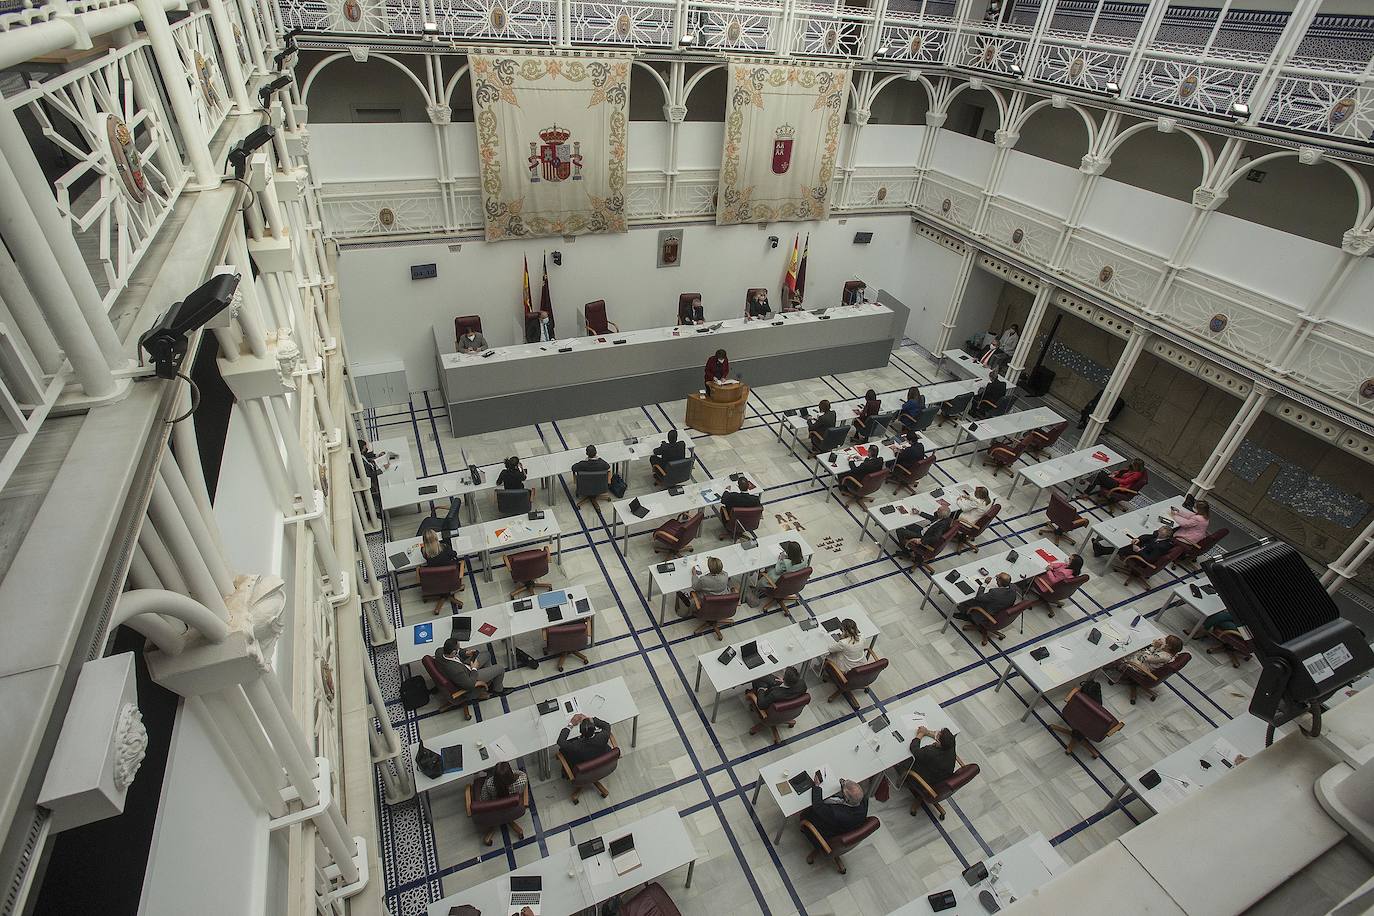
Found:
[425,807,697,916]
[383,531,482,575]
[953,407,1064,466]
[371,436,414,482]
[611,473,760,549]
[397,585,595,669]
[860,477,1001,549]
[941,349,993,383]
[887,832,1066,915]
[754,694,954,842]
[693,604,878,722]
[811,437,924,501]
[1009,445,1125,507]
[388,513,562,582]
[919,538,1070,632]
[1086,497,1185,552]
[995,608,1165,721]
[919,376,989,406]
[1155,581,1225,638]
[998,839,1185,916]
[776,390,906,445]
[411,676,638,794]
[646,533,814,624]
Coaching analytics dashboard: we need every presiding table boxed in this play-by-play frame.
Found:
[435,300,906,433]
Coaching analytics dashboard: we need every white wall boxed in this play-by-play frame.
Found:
[1081,177,1194,259]
[953,263,1003,354]
[999,149,1080,219]
[213,408,284,578]
[1191,211,1345,309]
[339,213,937,392]
[902,233,966,353]
[310,123,439,183]
[930,131,995,187]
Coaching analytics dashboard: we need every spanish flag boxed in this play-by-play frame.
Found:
[521,255,533,315]
[783,234,800,294]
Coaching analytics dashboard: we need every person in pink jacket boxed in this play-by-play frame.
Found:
[1032,554,1083,598]
[1169,500,1211,544]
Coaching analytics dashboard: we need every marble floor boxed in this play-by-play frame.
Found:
[360,341,1271,916]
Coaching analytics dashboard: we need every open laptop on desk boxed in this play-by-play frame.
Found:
[507,875,540,914]
[740,640,764,669]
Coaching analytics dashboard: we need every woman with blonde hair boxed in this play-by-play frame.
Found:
[827,618,867,673]
[420,529,463,613]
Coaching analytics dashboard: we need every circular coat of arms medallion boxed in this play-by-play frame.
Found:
[378,207,395,228]
[1177,73,1199,100]
[1011,228,1024,244]
[615,13,632,37]
[1098,265,1114,284]
[1329,96,1356,127]
[1209,314,1228,333]
[343,0,362,21]
[1360,378,1374,399]
[105,115,147,203]
[941,198,952,213]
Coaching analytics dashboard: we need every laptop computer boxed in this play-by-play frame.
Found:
[740,640,764,669]
[451,615,472,642]
[508,875,541,913]
[609,834,641,875]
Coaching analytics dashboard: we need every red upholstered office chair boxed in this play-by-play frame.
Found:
[824,654,888,706]
[1038,491,1088,546]
[454,315,483,347]
[759,566,812,619]
[418,561,465,615]
[954,503,1001,553]
[1026,421,1069,459]
[1121,544,1187,589]
[905,523,960,572]
[653,510,703,557]
[545,619,592,672]
[961,596,1035,645]
[840,468,889,509]
[504,547,553,598]
[800,815,880,875]
[421,655,473,720]
[621,884,683,916]
[1049,687,1122,758]
[747,691,812,744]
[557,735,620,804]
[1176,527,1228,569]
[889,453,935,495]
[1200,626,1254,668]
[842,279,867,305]
[1032,572,1089,617]
[584,299,618,334]
[718,504,763,541]
[1092,468,1148,513]
[1119,652,1191,704]
[677,292,702,324]
[691,590,740,640]
[983,435,1031,476]
[465,773,528,845]
[904,760,979,820]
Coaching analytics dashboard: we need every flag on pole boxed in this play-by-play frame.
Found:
[783,234,800,295]
[521,255,533,315]
[540,254,556,339]
[796,234,810,304]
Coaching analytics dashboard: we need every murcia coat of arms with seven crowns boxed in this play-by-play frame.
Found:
[528,124,584,183]
[772,123,795,175]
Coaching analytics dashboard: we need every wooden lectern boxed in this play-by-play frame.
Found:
[686,380,749,435]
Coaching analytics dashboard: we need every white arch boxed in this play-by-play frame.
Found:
[937,79,1008,129]
[301,52,434,107]
[443,62,470,108]
[866,71,936,113]
[682,62,726,108]
[632,60,670,110]
[1011,97,1098,151]
[1215,150,1371,230]
[1102,120,1215,185]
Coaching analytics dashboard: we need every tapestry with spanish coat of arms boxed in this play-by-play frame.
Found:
[716,59,850,226]
[469,50,630,240]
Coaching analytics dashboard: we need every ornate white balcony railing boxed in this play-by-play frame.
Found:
[788,0,873,59]
[1129,53,1260,120]
[1260,70,1374,144]
[1158,271,1299,370]
[170,10,235,140]
[953,26,1030,77]
[1031,37,1127,93]
[686,0,783,55]
[566,0,674,48]
[871,11,952,66]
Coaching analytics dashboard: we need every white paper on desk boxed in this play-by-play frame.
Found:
[564,695,582,716]
[588,693,608,714]
[1151,777,1191,804]
[757,638,777,661]
[817,765,835,791]
[1039,663,1066,682]
[488,736,515,760]
[582,851,615,886]
[905,711,927,728]
[1209,737,1243,766]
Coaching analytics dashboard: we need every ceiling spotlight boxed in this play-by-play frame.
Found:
[422,20,438,33]
[1104,81,1120,95]
[1231,101,1250,119]
[1009,63,1023,77]
[679,33,697,46]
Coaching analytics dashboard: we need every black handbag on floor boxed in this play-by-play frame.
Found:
[415,740,443,780]
[515,647,539,670]
[1090,536,1114,558]
[400,675,430,711]
[608,473,628,498]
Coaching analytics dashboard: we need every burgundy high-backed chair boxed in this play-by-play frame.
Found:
[584,299,618,334]
[842,279,867,305]
[545,619,592,672]
[840,468,889,509]
[454,315,483,347]
[744,287,769,317]
[760,566,813,619]
[904,760,980,820]
[983,435,1031,476]
[1026,421,1069,458]
[800,815,880,875]
[1121,543,1187,589]
[748,691,812,744]
[1049,686,1122,758]
[1094,468,1149,513]
[889,453,936,495]
[1120,651,1191,704]
[954,503,1001,553]
[504,546,553,598]
[906,524,960,572]
[418,562,465,614]
[691,591,740,640]
[421,654,473,719]
[718,504,763,541]
[1033,572,1089,617]
[1176,527,1228,568]
[961,596,1035,645]
[465,773,528,845]
[653,510,704,557]
[677,292,702,324]
[558,736,620,804]
[824,655,888,705]
[1038,491,1088,545]
[621,884,683,916]
[1201,626,1254,668]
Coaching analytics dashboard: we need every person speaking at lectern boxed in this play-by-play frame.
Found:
[704,349,729,389]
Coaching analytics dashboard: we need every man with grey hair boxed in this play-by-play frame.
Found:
[802,773,869,851]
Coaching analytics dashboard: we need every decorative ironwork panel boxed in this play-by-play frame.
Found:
[874,18,950,65]
[170,12,233,140]
[687,1,782,54]
[671,172,720,217]
[1061,232,1162,309]
[1261,75,1374,143]
[984,199,1058,266]
[789,3,872,59]
[1031,40,1127,93]
[626,174,666,218]
[916,175,977,230]
[955,30,1028,75]
[1289,328,1374,415]
[1160,274,1296,369]
[566,0,674,47]
[845,172,916,209]
[320,182,448,237]
[431,0,555,41]
[1130,54,1259,117]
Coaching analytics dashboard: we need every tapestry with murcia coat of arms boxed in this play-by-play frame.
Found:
[468,51,630,241]
[716,59,850,226]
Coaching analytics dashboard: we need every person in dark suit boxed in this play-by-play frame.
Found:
[1114,524,1177,569]
[803,777,868,851]
[358,439,393,513]
[908,726,957,787]
[898,386,926,432]
[556,713,612,767]
[972,370,1007,418]
[841,453,885,494]
[746,290,771,318]
[851,389,882,439]
[433,639,505,696]
[808,400,837,451]
[720,478,761,511]
[651,429,687,482]
[900,506,954,555]
[955,571,1019,621]
[571,444,610,475]
[890,437,926,471]
[749,666,804,710]
[680,295,705,326]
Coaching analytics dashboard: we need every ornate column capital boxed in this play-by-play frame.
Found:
[925,111,948,129]
[663,104,687,124]
[426,105,451,125]
[1298,146,1324,165]
[1079,153,1110,176]
[1341,228,1374,257]
[852,108,871,127]
[1156,116,1178,133]
[993,129,1019,149]
[1191,187,1228,210]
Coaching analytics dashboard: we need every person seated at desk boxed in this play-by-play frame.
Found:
[479,760,527,801]
[748,666,804,711]
[803,777,868,851]
[557,713,612,766]
[826,618,867,673]
[954,485,993,518]
[898,386,926,426]
[745,289,771,319]
[680,295,706,326]
[897,506,954,554]
[571,444,610,476]
[908,726,957,787]
[677,555,731,615]
[420,530,465,612]
[495,456,536,505]
[457,326,488,353]
[807,399,837,451]
[970,369,1007,419]
[1112,524,1176,570]
[434,638,507,697]
[953,571,1019,622]
[651,429,687,481]
[1031,553,1083,598]
[851,389,882,439]
[965,328,997,354]
[890,436,926,471]
[1107,635,1184,679]
[991,323,1019,365]
[1169,499,1211,544]
[751,540,806,607]
[705,349,729,389]
[1081,457,1146,499]
[718,478,761,530]
[841,452,885,490]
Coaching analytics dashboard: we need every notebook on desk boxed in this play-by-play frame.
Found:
[538,590,568,608]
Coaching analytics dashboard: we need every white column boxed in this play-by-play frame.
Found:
[1322,514,1374,594]
[134,0,218,186]
[204,0,252,110]
[0,236,61,374]
[933,248,976,357]
[161,448,232,587]
[1080,324,1148,447]
[241,398,294,508]
[1190,384,1272,496]
[200,690,290,816]
[362,652,414,803]
[974,126,1020,233]
[1049,151,1110,270]
[147,475,230,615]
[1008,282,1053,378]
